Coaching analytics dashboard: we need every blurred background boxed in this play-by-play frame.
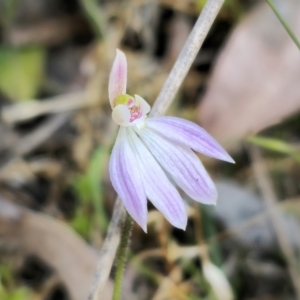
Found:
[0,0,300,299]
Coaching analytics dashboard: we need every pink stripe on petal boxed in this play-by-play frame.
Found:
[109,127,147,231]
[108,49,127,108]
[146,117,234,163]
[137,128,218,205]
[127,128,187,230]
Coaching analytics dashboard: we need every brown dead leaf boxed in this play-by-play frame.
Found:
[198,0,300,146]
[0,198,113,300]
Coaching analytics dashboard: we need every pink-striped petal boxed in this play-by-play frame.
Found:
[136,127,218,204]
[127,128,187,230]
[146,117,234,163]
[109,127,147,231]
[108,49,127,108]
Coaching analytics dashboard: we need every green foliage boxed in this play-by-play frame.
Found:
[131,257,159,285]
[71,146,109,237]
[69,208,92,238]
[247,135,300,163]
[0,47,45,101]
[0,287,30,300]
[200,206,223,267]
[80,0,104,39]
[196,0,207,10]
[0,0,20,27]
[0,265,31,300]
[182,258,214,300]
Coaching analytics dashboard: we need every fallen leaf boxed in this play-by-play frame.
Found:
[0,198,113,300]
[198,0,300,146]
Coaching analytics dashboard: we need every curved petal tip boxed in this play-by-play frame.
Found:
[147,117,235,164]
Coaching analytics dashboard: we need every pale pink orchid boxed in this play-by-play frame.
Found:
[109,49,234,232]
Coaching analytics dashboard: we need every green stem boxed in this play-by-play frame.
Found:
[266,0,300,50]
[80,0,105,40]
[112,213,133,300]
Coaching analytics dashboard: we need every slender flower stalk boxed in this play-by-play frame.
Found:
[112,213,133,300]
[109,50,234,232]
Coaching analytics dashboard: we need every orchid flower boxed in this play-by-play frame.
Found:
[109,49,234,232]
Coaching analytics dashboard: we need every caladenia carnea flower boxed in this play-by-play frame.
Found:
[109,49,234,232]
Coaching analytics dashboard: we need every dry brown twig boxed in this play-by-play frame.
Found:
[1,71,104,125]
[88,0,225,299]
[250,146,300,298]
[0,113,69,183]
[1,93,85,125]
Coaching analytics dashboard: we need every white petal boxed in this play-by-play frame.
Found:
[108,49,127,108]
[112,104,131,126]
[127,128,187,230]
[134,94,151,115]
[109,127,147,231]
[136,127,218,205]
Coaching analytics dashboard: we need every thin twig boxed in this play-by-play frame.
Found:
[88,198,126,300]
[150,0,224,117]
[265,0,300,50]
[250,146,300,298]
[14,114,69,157]
[0,113,69,176]
[1,93,85,125]
[89,0,224,298]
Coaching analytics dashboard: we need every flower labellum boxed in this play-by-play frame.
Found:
[109,49,234,232]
